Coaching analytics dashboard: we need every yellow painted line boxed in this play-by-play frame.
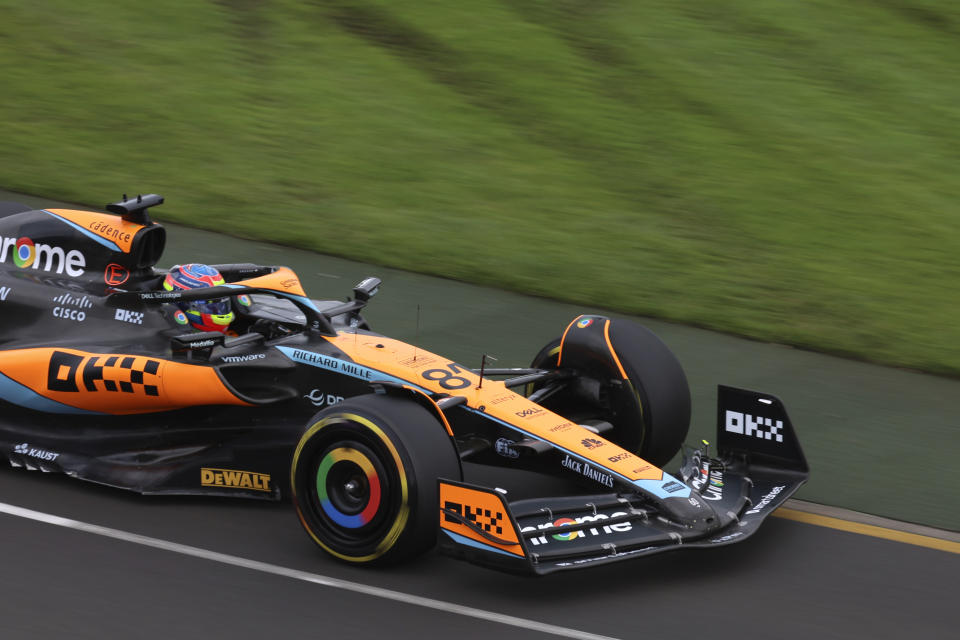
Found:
[775,508,960,554]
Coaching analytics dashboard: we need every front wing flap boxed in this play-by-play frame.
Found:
[438,386,809,575]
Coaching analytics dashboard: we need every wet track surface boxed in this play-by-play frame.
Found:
[0,190,956,638]
[0,464,954,640]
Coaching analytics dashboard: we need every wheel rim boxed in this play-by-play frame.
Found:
[292,413,410,562]
[315,444,383,529]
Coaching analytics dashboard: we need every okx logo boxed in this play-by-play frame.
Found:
[1,236,86,276]
[114,308,144,325]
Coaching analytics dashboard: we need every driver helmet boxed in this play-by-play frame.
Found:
[163,263,234,333]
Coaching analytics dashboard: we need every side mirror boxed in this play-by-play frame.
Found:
[352,276,381,303]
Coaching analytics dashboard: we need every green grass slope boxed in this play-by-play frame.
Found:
[1,0,959,373]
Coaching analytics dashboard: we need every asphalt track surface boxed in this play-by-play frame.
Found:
[0,190,956,638]
[0,466,955,640]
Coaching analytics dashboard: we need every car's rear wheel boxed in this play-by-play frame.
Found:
[291,394,461,565]
[529,317,691,467]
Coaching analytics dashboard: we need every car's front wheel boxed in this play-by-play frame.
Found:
[290,394,461,565]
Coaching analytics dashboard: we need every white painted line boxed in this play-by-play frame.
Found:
[0,501,619,640]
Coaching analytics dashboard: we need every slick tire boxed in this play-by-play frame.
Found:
[291,394,461,565]
[530,319,690,467]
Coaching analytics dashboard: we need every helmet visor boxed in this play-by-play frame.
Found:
[190,297,231,316]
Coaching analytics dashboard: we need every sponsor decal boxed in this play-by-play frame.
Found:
[280,278,298,289]
[489,394,513,405]
[52,293,92,323]
[140,291,182,300]
[189,340,217,349]
[173,309,189,325]
[662,480,685,493]
[555,546,657,566]
[688,497,702,508]
[0,286,10,301]
[221,353,266,363]
[236,294,252,307]
[690,466,724,501]
[0,235,86,276]
[581,437,604,449]
[114,308,144,325]
[560,454,615,488]
[494,438,520,459]
[576,317,594,328]
[201,467,271,492]
[725,410,784,443]
[303,389,344,407]
[549,422,575,433]
[702,469,725,501]
[279,347,408,385]
[515,407,544,418]
[522,510,632,546]
[13,442,60,462]
[607,452,631,463]
[46,350,161,396]
[631,464,652,474]
[104,263,130,286]
[744,485,786,515]
[88,221,133,246]
[709,531,745,544]
[443,501,504,535]
[398,354,437,368]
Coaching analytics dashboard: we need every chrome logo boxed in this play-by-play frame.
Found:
[551,517,583,541]
[13,238,34,268]
[1,235,86,276]
[316,447,382,529]
[576,317,594,328]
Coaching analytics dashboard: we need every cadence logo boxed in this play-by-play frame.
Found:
[1,235,86,276]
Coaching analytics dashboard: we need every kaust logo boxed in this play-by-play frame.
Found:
[1,236,86,276]
[13,442,60,462]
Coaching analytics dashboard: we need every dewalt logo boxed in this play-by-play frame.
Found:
[201,468,271,492]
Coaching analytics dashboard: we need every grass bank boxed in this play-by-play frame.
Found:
[1,0,959,373]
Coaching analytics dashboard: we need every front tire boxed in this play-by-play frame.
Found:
[291,394,461,565]
[530,317,691,467]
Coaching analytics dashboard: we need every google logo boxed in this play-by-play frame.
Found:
[1,235,86,277]
[551,517,583,541]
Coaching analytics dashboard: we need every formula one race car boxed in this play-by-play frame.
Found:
[0,195,809,574]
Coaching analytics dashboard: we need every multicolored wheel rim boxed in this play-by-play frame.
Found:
[291,413,409,563]
[315,446,382,529]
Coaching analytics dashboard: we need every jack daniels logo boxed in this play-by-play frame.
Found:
[46,350,160,396]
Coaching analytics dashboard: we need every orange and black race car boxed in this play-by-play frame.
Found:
[0,195,808,574]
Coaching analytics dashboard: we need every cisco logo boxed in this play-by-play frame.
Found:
[52,293,92,322]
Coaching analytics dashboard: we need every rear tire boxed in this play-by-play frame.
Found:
[291,394,461,565]
[530,318,690,466]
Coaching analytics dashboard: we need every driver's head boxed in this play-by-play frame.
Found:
[163,263,234,333]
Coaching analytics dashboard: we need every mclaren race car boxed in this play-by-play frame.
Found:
[0,194,809,574]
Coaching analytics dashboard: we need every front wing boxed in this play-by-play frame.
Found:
[438,386,809,575]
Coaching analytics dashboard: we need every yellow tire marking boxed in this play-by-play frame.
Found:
[775,508,960,554]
